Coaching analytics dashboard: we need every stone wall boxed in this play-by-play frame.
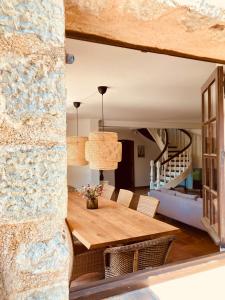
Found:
[0,1,69,299]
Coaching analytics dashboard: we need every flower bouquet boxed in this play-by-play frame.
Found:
[81,184,102,209]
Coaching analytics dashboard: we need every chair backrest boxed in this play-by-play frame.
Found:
[104,235,175,279]
[137,195,160,218]
[101,184,115,200]
[117,189,133,207]
[68,185,77,192]
[64,220,74,283]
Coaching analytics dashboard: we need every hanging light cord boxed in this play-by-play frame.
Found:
[76,107,79,136]
[102,94,105,132]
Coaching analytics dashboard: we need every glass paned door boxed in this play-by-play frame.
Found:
[201,66,225,246]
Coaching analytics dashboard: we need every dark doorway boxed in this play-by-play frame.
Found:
[115,140,135,190]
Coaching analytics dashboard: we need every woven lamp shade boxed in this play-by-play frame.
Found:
[67,136,88,166]
[85,132,122,170]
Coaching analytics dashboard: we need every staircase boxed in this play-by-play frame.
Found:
[138,128,192,190]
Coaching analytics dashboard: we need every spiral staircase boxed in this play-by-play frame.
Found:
[138,128,193,190]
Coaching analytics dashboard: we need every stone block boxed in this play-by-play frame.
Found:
[0,221,70,297]
[0,145,67,224]
[0,50,66,144]
[14,282,69,300]
[0,1,64,45]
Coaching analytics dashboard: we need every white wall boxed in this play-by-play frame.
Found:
[103,129,160,187]
[67,117,99,188]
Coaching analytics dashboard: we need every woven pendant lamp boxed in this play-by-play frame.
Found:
[67,102,88,166]
[85,86,122,170]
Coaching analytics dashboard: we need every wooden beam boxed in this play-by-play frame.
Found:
[65,0,225,63]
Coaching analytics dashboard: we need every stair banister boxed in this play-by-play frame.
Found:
[156,161,161,189]
[179,153,182,175]
[147,128,192,190]
[150,160,154,189]
[154,129,169,164]
[164,163,167,184]
[161,129,192,166]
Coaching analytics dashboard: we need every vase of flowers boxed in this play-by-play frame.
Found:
[81,185,102,209]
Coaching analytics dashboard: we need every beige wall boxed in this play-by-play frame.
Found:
[103,129,160,187]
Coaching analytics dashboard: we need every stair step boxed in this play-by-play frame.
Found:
[169,164,186,166]
[168,162,188,165]
[166,171,178,176]
[168,155,188,157]
[160,180,169,184]
[161,176,176,180]
[165,169,181,172]
[169,160,188,163]
[171,157,189,162]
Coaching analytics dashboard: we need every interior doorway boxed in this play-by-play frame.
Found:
[66,37,223,298]
[115,140,135,190]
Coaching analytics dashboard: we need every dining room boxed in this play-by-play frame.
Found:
[65,38,220,291]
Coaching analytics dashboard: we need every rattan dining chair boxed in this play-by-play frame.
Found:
[101,184,115,200]
[68,185,77,192]
[72,247,105,281]
[104,235,175,279]
[117,189,133,207]
[65,222,105,283]
[137,195,160,218]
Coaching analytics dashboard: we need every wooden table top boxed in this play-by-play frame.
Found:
[67,192,179,249]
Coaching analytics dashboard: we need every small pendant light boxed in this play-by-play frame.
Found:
[67,102,88,166]
[85,86,122,170]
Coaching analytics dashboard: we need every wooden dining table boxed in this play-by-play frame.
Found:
[67,191,179,250]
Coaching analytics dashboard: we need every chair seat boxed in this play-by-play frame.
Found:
[70,272,104,288]
[73,239,88,254]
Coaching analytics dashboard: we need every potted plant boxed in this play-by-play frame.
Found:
[81,185,102,209]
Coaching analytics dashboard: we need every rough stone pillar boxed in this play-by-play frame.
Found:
[0,1,69,299]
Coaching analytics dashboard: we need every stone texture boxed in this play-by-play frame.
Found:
[16,232,68,274]
[0,145,67,224]
[0,0,69,299]
[0,36,66,145]
[14,283,69,300]
[65,0,225,62]
[0,1,64,45]
[0,221,70,298]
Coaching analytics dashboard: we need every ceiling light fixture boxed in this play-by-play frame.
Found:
[85,86,122,170]
[67,102,88,166]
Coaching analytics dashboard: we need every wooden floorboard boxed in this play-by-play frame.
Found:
[114,188,218,261]
[156,214,219,263]
[134,187,219,262]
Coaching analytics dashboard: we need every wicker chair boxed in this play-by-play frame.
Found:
[117,189,133,207]
[101,184,115,200]
[68,185,77,192]
[72,247,105,281]
[104,235,175,279]
[137,195,160,218]
[65,221,105,284]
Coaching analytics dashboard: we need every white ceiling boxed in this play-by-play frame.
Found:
[65,38,216,125]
